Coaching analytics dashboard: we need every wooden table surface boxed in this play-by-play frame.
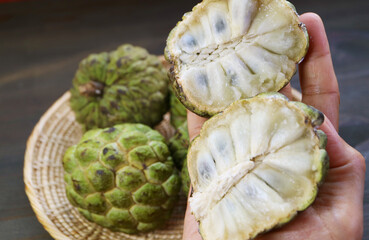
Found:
[0,0,368,239]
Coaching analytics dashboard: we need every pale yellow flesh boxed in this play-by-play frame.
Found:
[188,98,321,240]
[168,0,307,113]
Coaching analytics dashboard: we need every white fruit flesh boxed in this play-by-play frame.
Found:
[167,0,307,114]
[188,97,323,240]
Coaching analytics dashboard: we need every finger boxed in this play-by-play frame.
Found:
[279,83,294,100]
[319,117,365,171]
[183,187,203,240]
[299,13,340,130]
[187,110,207,141]
[183,205,202,240]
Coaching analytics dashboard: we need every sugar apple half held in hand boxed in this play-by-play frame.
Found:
[62,124,181,234]
[187,93,328,240]
[70,44,169,130]
[165,0,308,117]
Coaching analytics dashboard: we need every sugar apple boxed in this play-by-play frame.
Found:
[169,87,187,129]
[70,44,169,130]
[62,124,181,234]
[181,157,191,196]
[168,121,191,195]
[168,121,189,169]
[165,0,308,116]
[187,93,328,240]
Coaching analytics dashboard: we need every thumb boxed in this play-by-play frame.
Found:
[187,110,208,141]
[319,117,365,172]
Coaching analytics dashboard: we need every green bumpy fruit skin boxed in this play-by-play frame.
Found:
[168,121,191,195]
[168,121,189,169]
[181,159,191,196]
[169,86,187,129]
[70,44,169,131]
[62,124,181,234]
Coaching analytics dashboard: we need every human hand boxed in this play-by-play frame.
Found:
[182,13,366,240]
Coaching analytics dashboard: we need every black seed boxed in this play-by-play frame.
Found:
[226,69,238,86]
[103,148,108,155]
[184,35,197,47]
[230,77,238,86]
[197,74,208,87]
[216,139,226,153]
[107,155,116,161]
[199,163,212,181]
[96,170,105,176]
[142,163,147,169]
[215,18,226,33]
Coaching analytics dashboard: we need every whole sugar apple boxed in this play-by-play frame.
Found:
[168,121,191,195]
[70,44,169,130]
[62,124,181,234]
[169,87,187,129]
[168,121,189,170]
[187,93,328,240]
[165,0,309,116]
[181,157,191,196]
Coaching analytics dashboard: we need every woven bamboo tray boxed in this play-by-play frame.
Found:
[24,91,187,240]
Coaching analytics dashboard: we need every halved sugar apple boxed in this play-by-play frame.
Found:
[187,93,328,240]
[165,0,308,116]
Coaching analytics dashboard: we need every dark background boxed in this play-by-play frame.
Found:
[0,0,368,239]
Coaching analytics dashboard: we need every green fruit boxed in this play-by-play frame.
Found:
[70,44,169,130]
[169,86,187,129]
[63,124,181,234]
[168,121,189,169]
[181,159,191,196]
[187,93,328,240]
[168,121,191,195]
[165,0,308,117]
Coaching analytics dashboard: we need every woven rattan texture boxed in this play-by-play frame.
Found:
[24,91,186,240]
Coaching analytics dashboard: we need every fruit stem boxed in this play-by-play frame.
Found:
[78,81,105,97]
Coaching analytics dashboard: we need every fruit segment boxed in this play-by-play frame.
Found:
[166,0,308,116]
[187,93,328,240]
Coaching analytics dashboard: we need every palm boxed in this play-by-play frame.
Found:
[256,155,364,240]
